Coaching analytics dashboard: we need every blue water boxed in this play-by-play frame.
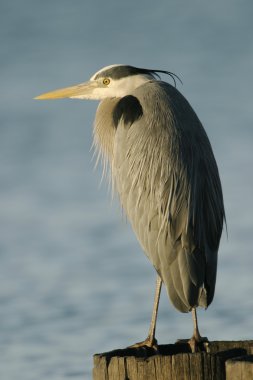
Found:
[1,1,253,378]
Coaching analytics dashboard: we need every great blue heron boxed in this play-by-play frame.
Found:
[36,64,225,352]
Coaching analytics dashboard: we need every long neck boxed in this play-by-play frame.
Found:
[93,98,118,166]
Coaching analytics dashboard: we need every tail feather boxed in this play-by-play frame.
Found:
[163,246,208,312]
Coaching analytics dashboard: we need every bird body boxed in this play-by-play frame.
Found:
[36,64,225,348]
[94,79,224,313]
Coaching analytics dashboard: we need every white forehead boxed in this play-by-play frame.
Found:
[90,64,125,80]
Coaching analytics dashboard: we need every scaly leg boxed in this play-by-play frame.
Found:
[188,308,208,352]
[129,275,162,349]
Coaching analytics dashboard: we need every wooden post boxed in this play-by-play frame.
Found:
[93,340,253,380]
[226,355,253,380]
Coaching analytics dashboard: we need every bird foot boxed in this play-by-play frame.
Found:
[128,336,158,351]
[188,335,209,353]
[176,335,209,353]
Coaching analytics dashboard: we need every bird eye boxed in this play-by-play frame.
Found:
[103,78,110,85]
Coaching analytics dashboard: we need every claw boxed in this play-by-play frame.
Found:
[176,336,209,353]
[188,335,209,353]
[128,336,158,351]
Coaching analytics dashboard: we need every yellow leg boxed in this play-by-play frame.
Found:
[129,276,162,349]
[188,308,208,353]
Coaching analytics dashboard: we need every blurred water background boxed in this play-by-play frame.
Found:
[1,1,253,379]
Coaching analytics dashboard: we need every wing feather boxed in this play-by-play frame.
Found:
[94,80,225,312]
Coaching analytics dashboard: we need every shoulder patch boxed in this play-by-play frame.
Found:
[113,95,143,128]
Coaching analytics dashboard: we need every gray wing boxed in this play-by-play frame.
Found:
[110,81,225,312]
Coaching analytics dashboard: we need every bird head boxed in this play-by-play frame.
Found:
[35,64,180,101]
[35,64,157,100]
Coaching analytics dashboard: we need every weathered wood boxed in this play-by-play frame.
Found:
[93,340,253,380]
[226,355,253,380]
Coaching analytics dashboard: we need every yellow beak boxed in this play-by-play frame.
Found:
[34,81,97,100]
